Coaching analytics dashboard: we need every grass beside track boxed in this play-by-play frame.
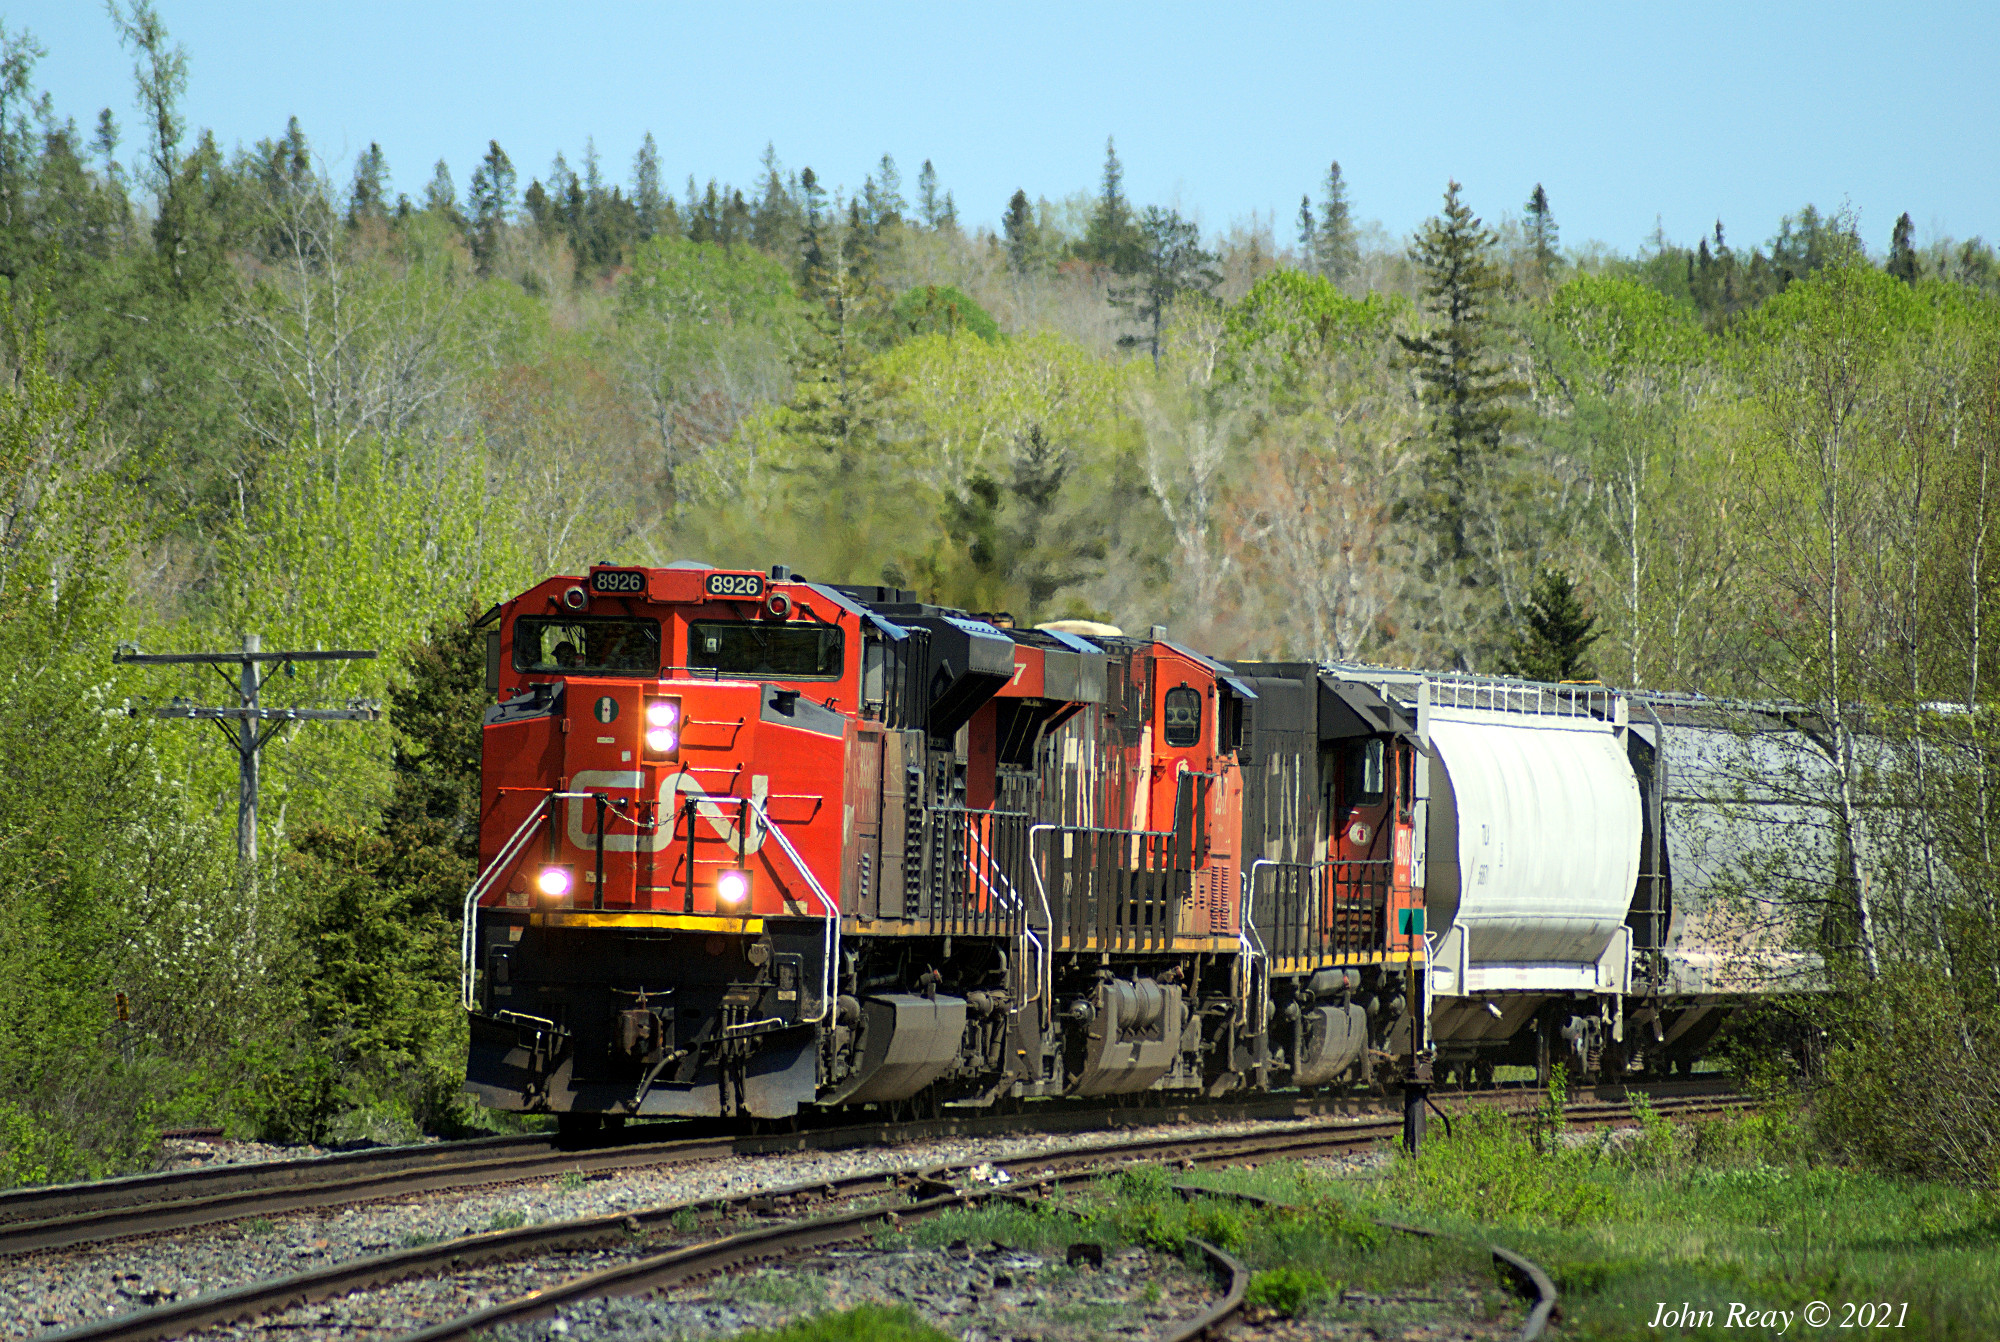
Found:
[770,1083,1996,1342]
[1180,1085,1999,1341]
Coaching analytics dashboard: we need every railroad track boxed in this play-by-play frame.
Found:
[0,1076,1739,1259]
[39,1093,1740,1342]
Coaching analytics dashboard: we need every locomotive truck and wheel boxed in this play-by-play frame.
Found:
[460,561,1820,1124]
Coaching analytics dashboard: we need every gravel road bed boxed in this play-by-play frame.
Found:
[487,1242,1213,1342]
[12,1114,1380,1340]
[1238,1284,1524,1340]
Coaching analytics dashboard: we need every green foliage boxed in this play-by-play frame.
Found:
[1112,206,1221,368]
[1806,967,2000,1186]
[1245,1265,1333,1316]
[891,284,998,343]
[1387,1102,1618,1227]
[730,1304,954,1342]
[1399,180,1525,573]
[1502,568,1601,680]
[243,613,487,1143]
[1223,269,1398,392]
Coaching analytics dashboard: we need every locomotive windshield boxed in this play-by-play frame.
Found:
[688,620,844,680]
[513,617,661,675]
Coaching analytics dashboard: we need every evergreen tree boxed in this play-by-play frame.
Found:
[916,159,941,229]
[1081,136,1141,271]
[862,152,903,232]
[1296,194,1314,257]
[1312,160,1356,281]
[1503,568,1601,681]
[750,142,798,253]
[467,139,515,271]
[422,157,461,225]
[1888,211,1920,285]
[1524,182,1559,283]
[91,106,120,178]
[633,131,667,241]
[1112,205,1220,368]
[347,141,388,225]
[1397,180,1520,564]
[1003,188,1037,273]
[796,165,827,289]
[938,190,958,233]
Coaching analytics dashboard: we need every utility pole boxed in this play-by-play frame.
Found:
[115,634,381,893]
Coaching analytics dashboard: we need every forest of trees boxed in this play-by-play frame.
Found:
[2,5,1997,1182]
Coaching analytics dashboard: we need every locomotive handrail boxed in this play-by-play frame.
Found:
[460,790,598,1012]
[962,812,1044,1025]
[1024,821,1182,1014]
[1244,856,1396,968]
[741,795,839,1026]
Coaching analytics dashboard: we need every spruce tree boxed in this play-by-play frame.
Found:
[347,142,388,225]
[750,142,798,253]
[1888,211,1920,285]
[796,166,827,289]
[633,132,666,240]
[1313,161,1356,281]
[1504,568,1601,681]
[1112,206,1219,369]
[1082,136,1140,271]
[422,158,461,223]
[862,153,903,232]
[1397,180,1519,565]
[1003,188,1036,273]
[466,140,514,270]
[938,190,958,233]
[1296,194,1315,259]
[1524,183,1559,283]
[917,159,941,229]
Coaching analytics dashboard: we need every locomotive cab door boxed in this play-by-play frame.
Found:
[1329,736,1393,954]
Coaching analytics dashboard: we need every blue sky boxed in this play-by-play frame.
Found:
[11,1,1998,255]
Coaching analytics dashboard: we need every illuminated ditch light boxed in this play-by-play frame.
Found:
[717,870,750,904]
[536,866,574,899]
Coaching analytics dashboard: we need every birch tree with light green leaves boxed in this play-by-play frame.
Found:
[1540,274,1727,688]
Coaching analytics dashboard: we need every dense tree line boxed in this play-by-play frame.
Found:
[0,4,1996,1179]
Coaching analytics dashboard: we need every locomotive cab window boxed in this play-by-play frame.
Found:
[513,617,661,676]
[689,620,844,680]
[1163,686,1202,748]
[1344,737,1386,807]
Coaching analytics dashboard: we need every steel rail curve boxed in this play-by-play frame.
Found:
[38,1093,1720,1342]
[2,1081,1747,1259]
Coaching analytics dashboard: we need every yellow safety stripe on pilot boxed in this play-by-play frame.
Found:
[528,911,764,934]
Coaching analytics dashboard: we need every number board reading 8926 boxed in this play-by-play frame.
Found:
[705,571,766,599]
[589,569,647,594]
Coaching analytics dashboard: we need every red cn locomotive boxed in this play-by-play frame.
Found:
[462,562,1453,1128]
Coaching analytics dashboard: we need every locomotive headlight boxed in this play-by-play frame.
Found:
[643,698,682,761]
[716,869,750,904]
[535,866,574,900]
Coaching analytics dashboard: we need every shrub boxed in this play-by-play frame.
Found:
[731,1304,954,1342]
[1246,1266,1333,1316]
[1384,1103,1618,1226]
